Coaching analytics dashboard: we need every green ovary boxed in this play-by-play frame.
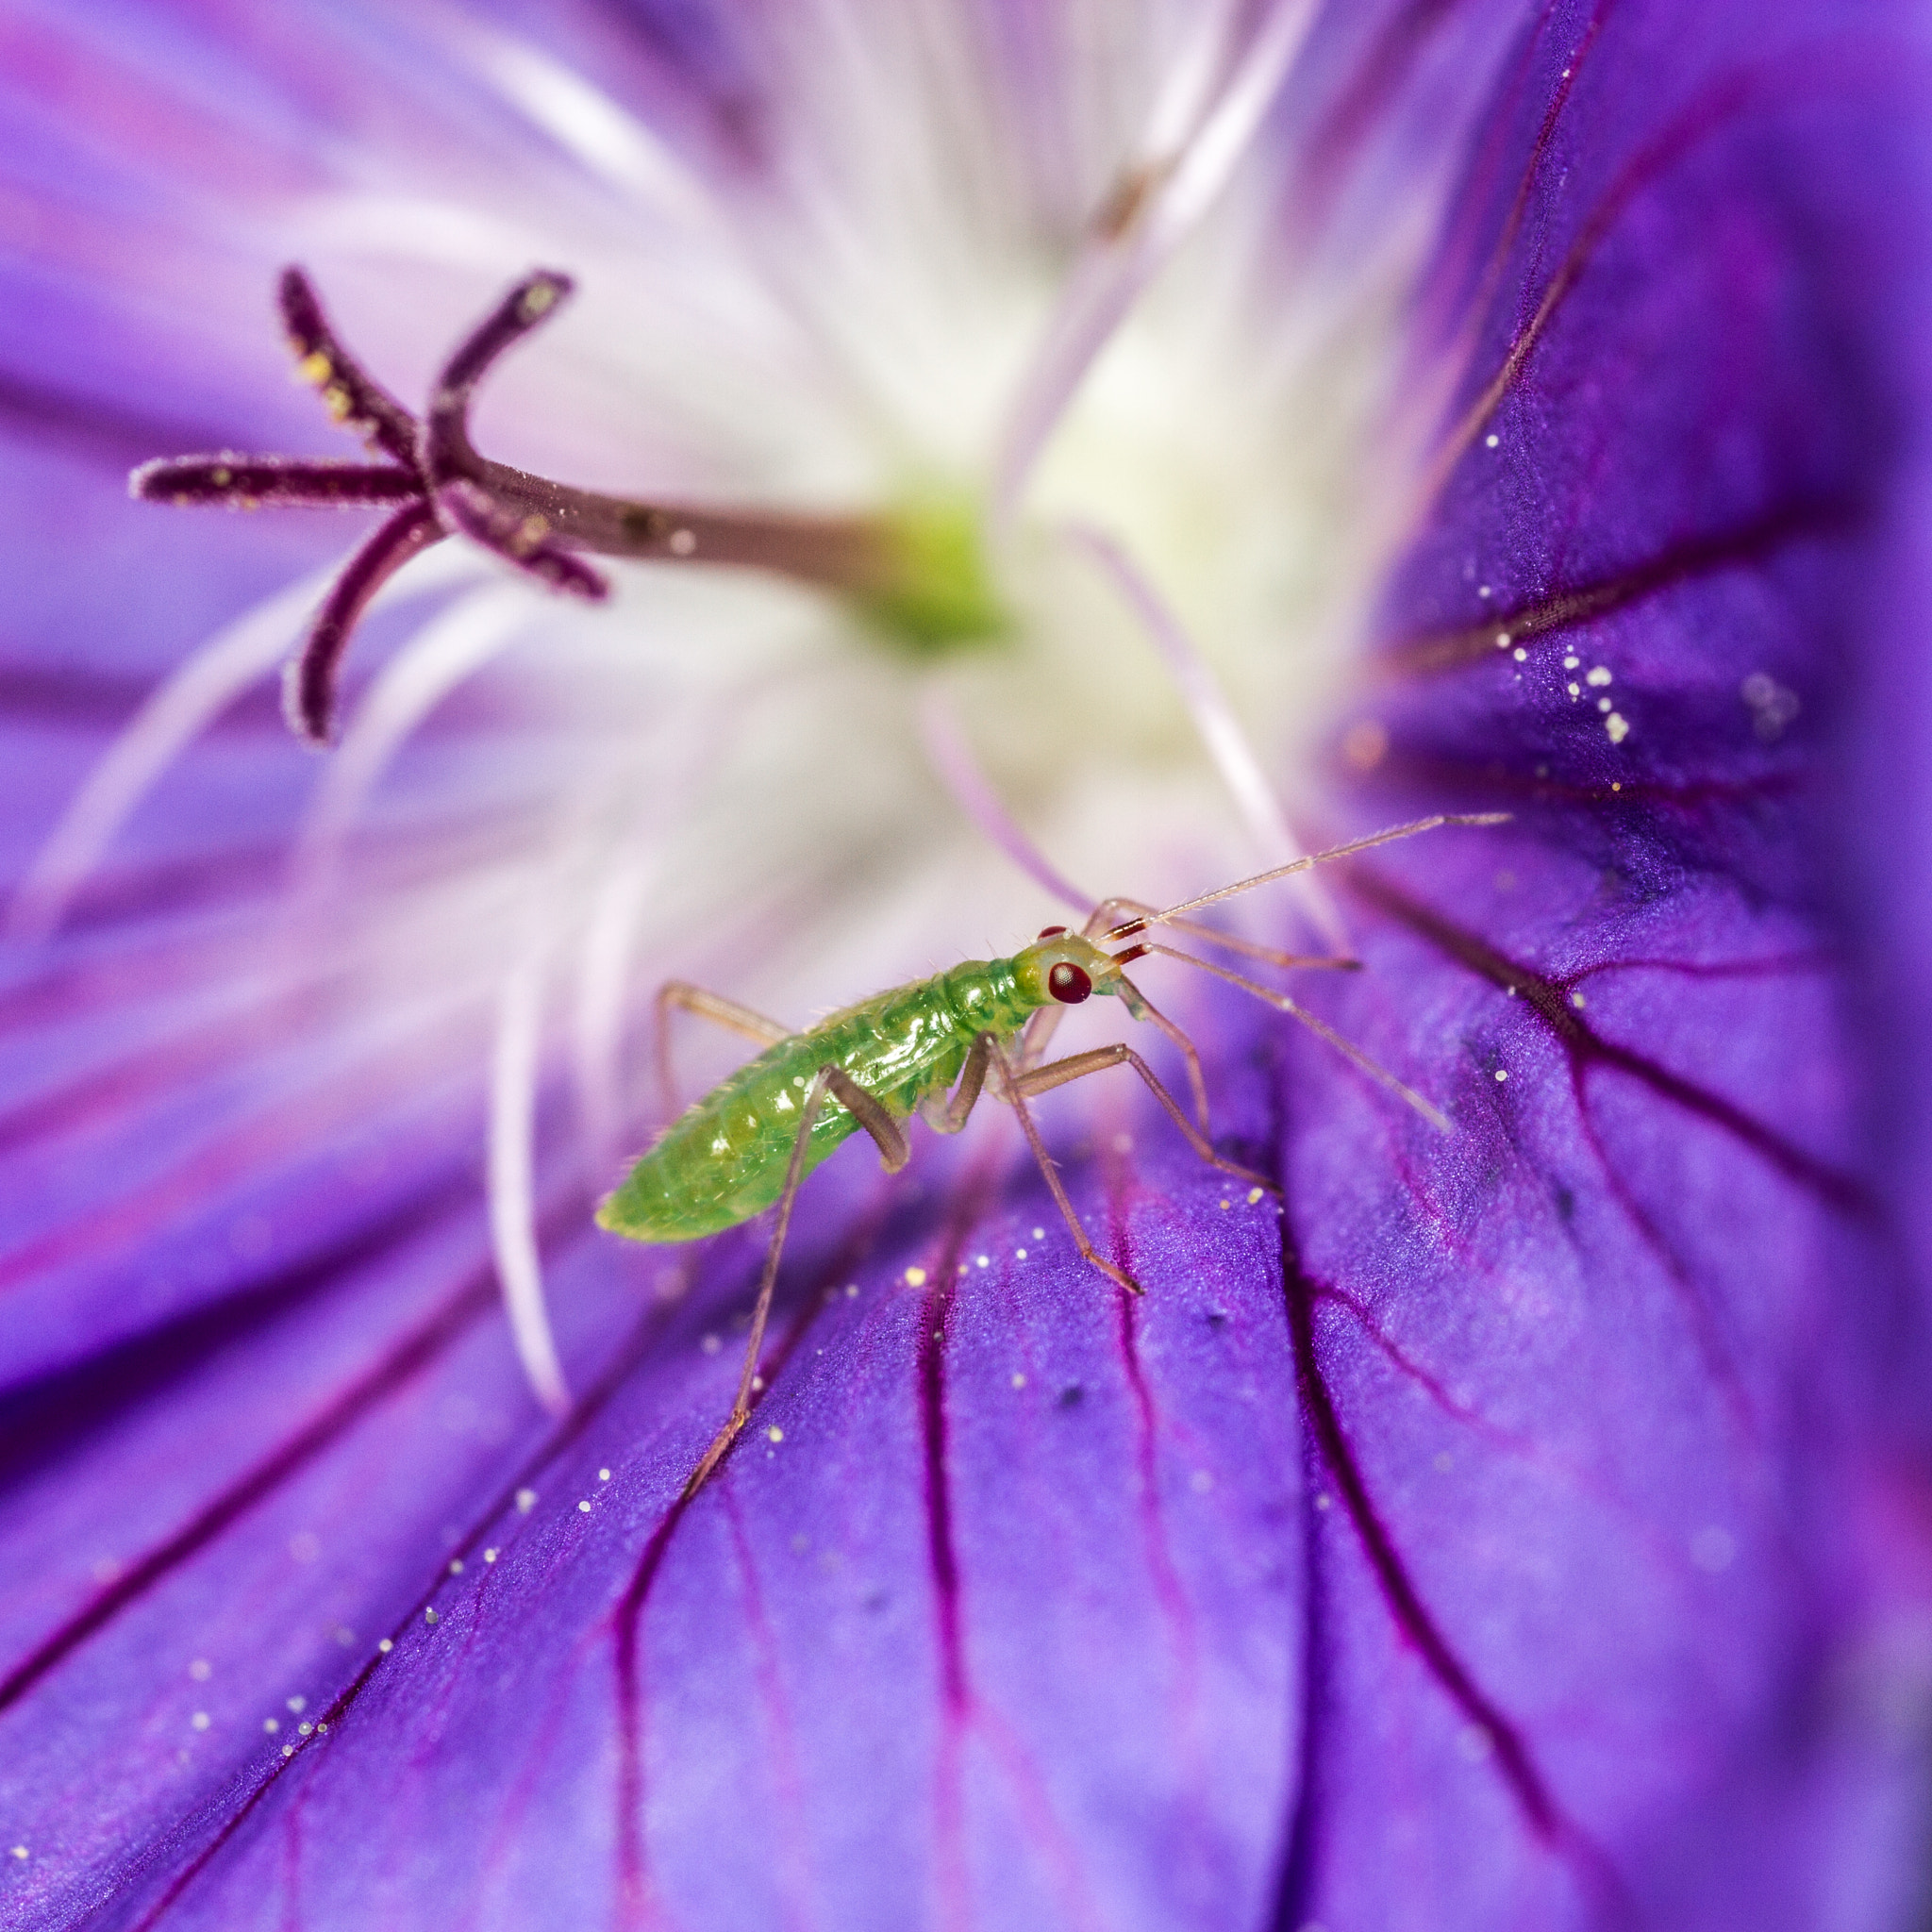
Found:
[853,493,1008,656]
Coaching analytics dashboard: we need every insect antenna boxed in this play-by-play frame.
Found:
[1120,942,1452,1133]
[1103,813,1509,941]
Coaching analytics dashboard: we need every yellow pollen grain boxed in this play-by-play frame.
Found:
[767,1425,784,1443]
[296,351,332,385]
[1247,1188,1265,1205]
[905,1266,927,1287]
[322,386,351,421]
[1606,713,1631,744]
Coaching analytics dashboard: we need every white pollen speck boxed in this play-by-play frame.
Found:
[701,1333,721,1354]
[1568,682,1581,698]
[1478,584,1492,598]
[1494,630,1511,648]
[767,1425,784,1443]
[1512,646,1526,662]
[264,1719,280,1734]
[425,1609,439,1626]
[577,1500,591,1513]
[282,1744,294,1757]
[1485,432,1500,448]
[750,1374,764,1391]
[1586,666,1612,686]
[1011,1373,1026,1390]
[377,1639,393,1654]
[516,1488,537,1513]
[1606,712,1631,744]
[975,1255,990,1268]
[484,1549,498,1563]
[287,1696,306,1714]
[1598,696,1612,712]
[448,1559,463,1575]
[1190,1470,1213,1494]
[905,1266,927,1287]
[1247,1188,1265,1205]
[668,527,696,556]
[317,1723,328,1735]
[191,1711,210,1732]
[299,1723,314,1736]
[189,1658,211,1682]
[1494,1070,1508,1082]
[1033,1228,1045,1241]
[10,1846,26,1859]
[1314,1492,1333,1511]
[1572,991,1588,1009]
[599,1468,611,1482]
[1563,654,1580,670]
[1015,1247,1027,1260]
[844,1283,858,1297]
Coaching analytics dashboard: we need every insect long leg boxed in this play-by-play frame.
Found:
[684,1064,834,1501]
[918,1030,996,1135]
[990,1039,1144,1296]
[682,1060,908,1501]
[655,980,789,1120]
[1137,943,1452,1133]
[1009,1039,1277,1203]
[1111,977,1212,1134]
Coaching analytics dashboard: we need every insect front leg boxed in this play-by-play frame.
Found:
[682,1061,907,1501]
[916,1031,997,1136]
[1005,1034,1279,1278]
[655,980,789,1120]
[988,1039,1145,1297]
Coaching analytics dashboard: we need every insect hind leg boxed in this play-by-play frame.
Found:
[655,980,789,1120]
[681,1059,908,1501]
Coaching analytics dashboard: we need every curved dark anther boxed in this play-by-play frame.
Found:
[130,455,420,510]
[423,271,575,485]
[437,478,608,602]
[276,265,420,465]
[283,500,447,746]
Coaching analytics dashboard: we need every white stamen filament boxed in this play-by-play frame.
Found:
[1061,520,1347,948]
[490,951,571,1415]
[991,0,1319,525]
[294,583,533,883]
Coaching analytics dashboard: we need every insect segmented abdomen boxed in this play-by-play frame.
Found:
[597,970,991,1244]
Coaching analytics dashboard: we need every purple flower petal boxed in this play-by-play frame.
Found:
[2,2,1929,1929]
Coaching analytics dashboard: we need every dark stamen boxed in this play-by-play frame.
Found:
[284,501,446,746]
[135,264,1005,745]
[131,456,420,510]
[277,267,419,465]
[438,477,609,602]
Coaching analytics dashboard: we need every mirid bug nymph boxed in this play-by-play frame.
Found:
[599,814,1507,1499]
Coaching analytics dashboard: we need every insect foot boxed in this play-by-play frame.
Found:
[133,268,1008,746]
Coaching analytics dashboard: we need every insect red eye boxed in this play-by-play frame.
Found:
[1048,961,1091,1004]
[1037,924,1067,939]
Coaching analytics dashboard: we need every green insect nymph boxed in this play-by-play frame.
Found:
[600,813,1505,1498]
[597,929,1133,1248]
